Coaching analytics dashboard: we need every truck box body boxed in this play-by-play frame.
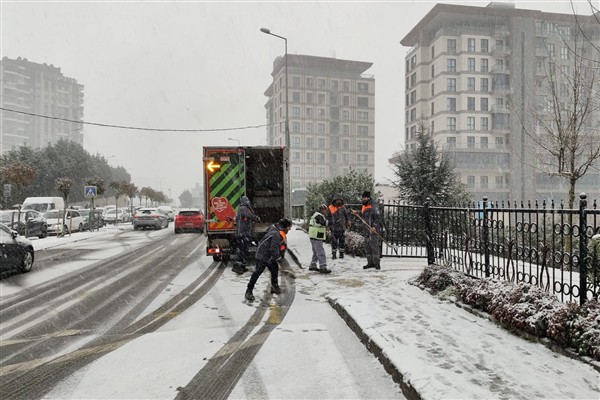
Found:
[21,197,65,213]
[203,146,289,261]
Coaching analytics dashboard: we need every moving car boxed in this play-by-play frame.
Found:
[0,209,48,238]
[133,208,169,230]
[174,208,205,234]
[43,209,84,234]
[0,223,34,273]
[158,206,175,222]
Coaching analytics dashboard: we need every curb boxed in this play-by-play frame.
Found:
[327,297,422,400]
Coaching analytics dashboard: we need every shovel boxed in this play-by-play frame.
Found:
[352,211,400,254]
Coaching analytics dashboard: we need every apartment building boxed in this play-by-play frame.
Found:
[264,54,375,190]
[1,57,84,155]
[401,2,600,202]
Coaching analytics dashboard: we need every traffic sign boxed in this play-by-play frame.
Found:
[84,185,97,198]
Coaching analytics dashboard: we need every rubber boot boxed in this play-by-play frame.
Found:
[319,267,332,274]
[339,250,344,259]
[332,251,337,260]
[245,289,255,301]
[308,263,319,271]
[271,284,281,295]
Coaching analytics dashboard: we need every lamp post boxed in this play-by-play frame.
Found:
[261,27,292,219]
[228,137,240,146]
[260,27,289,149]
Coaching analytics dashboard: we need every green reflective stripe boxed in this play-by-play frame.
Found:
[208,160,245,216]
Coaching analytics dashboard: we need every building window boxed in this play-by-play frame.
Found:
[480,98,488,111]
[292,106,301,117]
[431,101,435,115]
[292,76,301,87]
[292,121,301,132]
[343,153,350,164]
[480,176,488,189]
[318,123,325,133]
[318,79,326,89]
[317,138,326,148]
[292,152,300,161]
[410,125,416,138]
[410,91,416,104]
[292,137,301,147]
[481,137,488,149]
[306,77,313,88]
[317,167,325,178]
[357,126,368,136]
[358,82,369,93]
[467,175,475,188]
[306,137,313,149]
[306,92,313,104]
[447,39,456,53]
[495,137,504,149]
[468,38,476,52]
[306,166,313,178]
[411,55,417,69]
[431,83,435,96]
[410,108,416,122]
[317,108,325,118]
[343,124,350,135]
[495,175,504,188]
[468,58,476,71]
[357,97,369,107]
[447,117,456,131]
[447,136,456,148]
[357,154,368,165]
[548,43,555,56]
[410,73,416,87]
[431,45,435,59]
[357,111,368,121]
[342,110,349,120]
[431,64,435,78]
[306,122,313,133]
[447,97,456,111]
[292,167,300,177]
[447,58,456,72]
[343,140,350,150]
[560,47,569,60]
[467,117,476,130]
[343,81,350,91]
[481,39,488,53]
[467,136,475,148]
[343,96,350,106]
[481,78,488,92]
[431,121,435,133]
[468,78,476,91]
[481,117,489,131]
[467,97,475,111]
[481,59,488,72]
[306,107,313,118]
[317,94,325,105]
[357,139,368,151]
[331,80,339,91]
[447,78,456,92]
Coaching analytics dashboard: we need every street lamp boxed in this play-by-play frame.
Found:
[260,27,289,149]
[228,137,240,146]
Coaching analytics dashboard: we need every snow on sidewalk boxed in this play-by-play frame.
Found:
[285,227,600,400]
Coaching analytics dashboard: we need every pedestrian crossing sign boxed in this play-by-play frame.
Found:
[84,185,97,198]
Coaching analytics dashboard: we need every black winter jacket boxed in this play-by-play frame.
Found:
[255,223,287,263]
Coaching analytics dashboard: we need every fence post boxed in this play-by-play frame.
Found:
[424,198,434,265]
[579,193,588,305]
[483,196,490,278]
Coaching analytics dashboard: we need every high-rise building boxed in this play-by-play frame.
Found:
[1,57,84,155]
[400,2,600,202]
[264,54,375,190]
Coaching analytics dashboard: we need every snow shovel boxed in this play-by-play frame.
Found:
[352,211,400,255]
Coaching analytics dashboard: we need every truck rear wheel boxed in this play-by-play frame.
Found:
[212,255,222,262]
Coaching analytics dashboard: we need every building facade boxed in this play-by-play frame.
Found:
[401,3,600,202]
[1,57,84,155]
[264,54,375,190]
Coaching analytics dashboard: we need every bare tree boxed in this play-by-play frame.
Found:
[521,24,600,208]
[1,162,38,206]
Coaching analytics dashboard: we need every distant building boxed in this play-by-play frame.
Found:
[264,54,376,190]
[0,56,84,155]
[401,2,600,202]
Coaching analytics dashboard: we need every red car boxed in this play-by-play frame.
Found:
[174,209,205,234]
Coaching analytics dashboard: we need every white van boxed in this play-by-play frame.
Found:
[21,197,65,213]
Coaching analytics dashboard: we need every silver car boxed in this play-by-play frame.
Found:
[133,208,169,230]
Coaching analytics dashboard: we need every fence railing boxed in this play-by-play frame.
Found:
[380,194,600,305]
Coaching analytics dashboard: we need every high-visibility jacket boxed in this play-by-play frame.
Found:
[308,211,327,241]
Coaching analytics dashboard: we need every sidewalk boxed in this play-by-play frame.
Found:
[285,227,600,400]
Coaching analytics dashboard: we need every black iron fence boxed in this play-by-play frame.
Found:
[380,194,600,305]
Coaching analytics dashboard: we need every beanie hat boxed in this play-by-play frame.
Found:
[362,191,371,198]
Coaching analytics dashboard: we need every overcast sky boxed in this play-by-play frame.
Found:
[1,0,588,201]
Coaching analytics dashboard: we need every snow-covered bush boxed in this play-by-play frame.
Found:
[344,230,366,256]
[413,265,600,362]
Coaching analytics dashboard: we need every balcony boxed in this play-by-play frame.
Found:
[492,64,510,74]
[491,104,510,112]
[492,44,510,55]
[492,84,511,94]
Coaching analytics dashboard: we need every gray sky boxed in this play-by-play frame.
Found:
[1,0,586,201]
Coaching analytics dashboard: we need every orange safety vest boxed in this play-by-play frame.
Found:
[361,204,372,214]
[279,230,287,251]
[329,204,341,215]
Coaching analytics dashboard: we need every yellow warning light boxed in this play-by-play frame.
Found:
[207,160,221,173]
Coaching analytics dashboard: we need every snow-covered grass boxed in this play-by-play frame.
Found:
[413,264,600,362]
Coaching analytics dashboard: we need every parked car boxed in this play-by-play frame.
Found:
[0,209,48,239]
[43,209,84,234]
[79,209,105,230]
[0,223,34,273]
[174,209,205,234]
[133,208,169,230]
[158,206,175,222]
[104,209,130,224]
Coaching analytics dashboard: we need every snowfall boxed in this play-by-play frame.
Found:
[6,224,600,399]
